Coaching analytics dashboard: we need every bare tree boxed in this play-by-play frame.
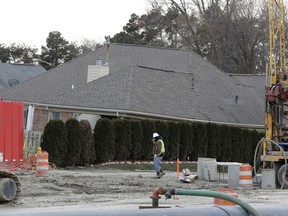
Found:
[77,38,102,54]
[157,0,268,74]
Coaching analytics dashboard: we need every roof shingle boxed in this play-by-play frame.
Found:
[0,44,265,126]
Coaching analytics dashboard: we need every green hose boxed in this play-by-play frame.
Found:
[175,189,261,216]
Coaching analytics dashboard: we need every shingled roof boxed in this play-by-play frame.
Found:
[0,63,46,92]
[0,44,265,127]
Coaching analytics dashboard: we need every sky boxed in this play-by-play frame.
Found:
[0,0,149,50]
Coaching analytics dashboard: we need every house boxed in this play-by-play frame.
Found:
[0,44,265,131]
[0,62,46,92]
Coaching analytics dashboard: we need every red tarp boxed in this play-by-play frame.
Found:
[0,100,24,162]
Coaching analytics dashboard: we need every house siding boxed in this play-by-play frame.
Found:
[87,65,109,82]
[79,114,101,130]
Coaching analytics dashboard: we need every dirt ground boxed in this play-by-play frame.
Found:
[2,163,288,213]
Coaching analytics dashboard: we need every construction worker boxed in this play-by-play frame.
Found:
[152,133,165,179]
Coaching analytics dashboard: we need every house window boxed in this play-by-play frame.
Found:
[49,111,61,120]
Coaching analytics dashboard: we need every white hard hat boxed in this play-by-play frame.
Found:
[153,133,159,138]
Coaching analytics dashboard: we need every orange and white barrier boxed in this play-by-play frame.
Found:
[36,150,49,177]
[239,164,253,188]
[214,188,238,205]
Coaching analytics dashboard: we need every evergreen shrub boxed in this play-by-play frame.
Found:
[42,117,264,165]
[79,120,96,165]
[94,118,115,162]
[178,122,193,160]
[114,119,131,161]
[130,120,143,161]
[65,118,81,167]
[167,121,180,160]
[41,120,67,167]
[219,125,232,161]
[140,120,155,160]
[206,123,218,159]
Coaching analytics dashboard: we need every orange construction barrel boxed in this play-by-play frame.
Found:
[214,188,238,205]
[239,164,253,188]
[36,148,49,177]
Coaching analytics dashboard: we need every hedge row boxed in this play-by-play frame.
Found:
[42,118,264,167]
[94,119,263,164]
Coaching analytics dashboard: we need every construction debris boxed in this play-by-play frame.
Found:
[179,168,197,183]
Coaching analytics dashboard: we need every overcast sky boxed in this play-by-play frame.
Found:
[0,0,149,50]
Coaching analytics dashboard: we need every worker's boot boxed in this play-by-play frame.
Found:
[153,172,161,179]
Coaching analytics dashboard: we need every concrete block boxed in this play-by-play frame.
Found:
[261,169,276,189]
[228,164,240,188]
